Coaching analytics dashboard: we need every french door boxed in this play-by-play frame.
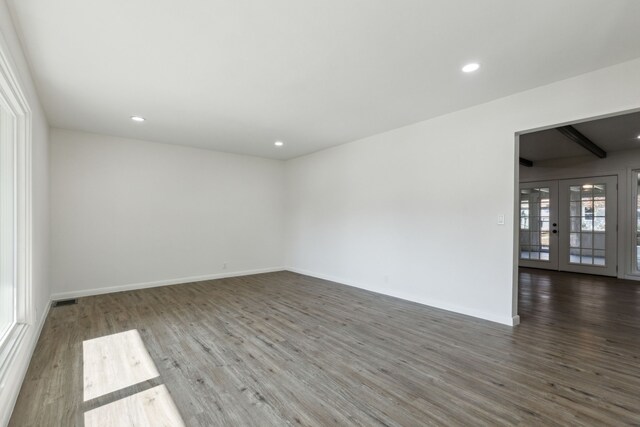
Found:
[519,181,558,270]
[519,176,617,276]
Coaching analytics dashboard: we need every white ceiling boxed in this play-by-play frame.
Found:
[520,111,640,161]
[8,0,640,159]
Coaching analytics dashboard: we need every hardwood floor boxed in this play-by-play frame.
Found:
[9,269,640,426]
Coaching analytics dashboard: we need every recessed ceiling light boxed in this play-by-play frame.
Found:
[274,141,284,147]
[462,63,480,73]
[130,116,145,122]
[637,134,640,139]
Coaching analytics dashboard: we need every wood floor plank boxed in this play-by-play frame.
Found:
[8,269,640,426]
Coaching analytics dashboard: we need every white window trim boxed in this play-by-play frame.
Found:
[0,42,33,384]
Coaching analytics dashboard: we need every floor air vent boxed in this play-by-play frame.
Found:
[52,298,78,307]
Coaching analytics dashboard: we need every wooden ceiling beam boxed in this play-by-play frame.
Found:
[556,125,606,158]
[519,157,533,167]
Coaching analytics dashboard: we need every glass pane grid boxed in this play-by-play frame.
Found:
[519,187,550,262]
[568,184,606,267]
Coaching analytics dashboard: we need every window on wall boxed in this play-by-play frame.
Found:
[0,102,15,343]
[0,46,33,374]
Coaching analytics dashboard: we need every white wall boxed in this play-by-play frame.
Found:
[520,148,640,280]
[285,58,640,326]
[0,0,50,424]
[50,129,285,298]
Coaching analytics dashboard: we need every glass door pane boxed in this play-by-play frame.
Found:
[559,176,617,277]
[568,184,606,266]
[519,187,551,261]
[519,181,558,270]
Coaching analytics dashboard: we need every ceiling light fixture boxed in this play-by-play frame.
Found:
[274,141,284,147]
[637,134,640,139]
[462,63,480,73]
[130,116,145,122]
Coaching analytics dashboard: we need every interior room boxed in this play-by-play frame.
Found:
[0,1,639,426]
[518,111,640,275]
[516,113,640,405]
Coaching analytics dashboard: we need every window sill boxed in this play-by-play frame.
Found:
[0,323,28,389]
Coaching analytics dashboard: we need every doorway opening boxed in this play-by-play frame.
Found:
[514,109,640,321]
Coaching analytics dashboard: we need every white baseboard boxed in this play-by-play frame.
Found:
[1,299,51,427]
[286,267,520,327]
[50,267,285,301]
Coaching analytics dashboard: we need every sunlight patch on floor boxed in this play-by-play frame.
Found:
[84,385,185,427]
[83,329,160,401]
[83,329,185,425]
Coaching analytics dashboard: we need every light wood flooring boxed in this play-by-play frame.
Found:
[9,269,640,426]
